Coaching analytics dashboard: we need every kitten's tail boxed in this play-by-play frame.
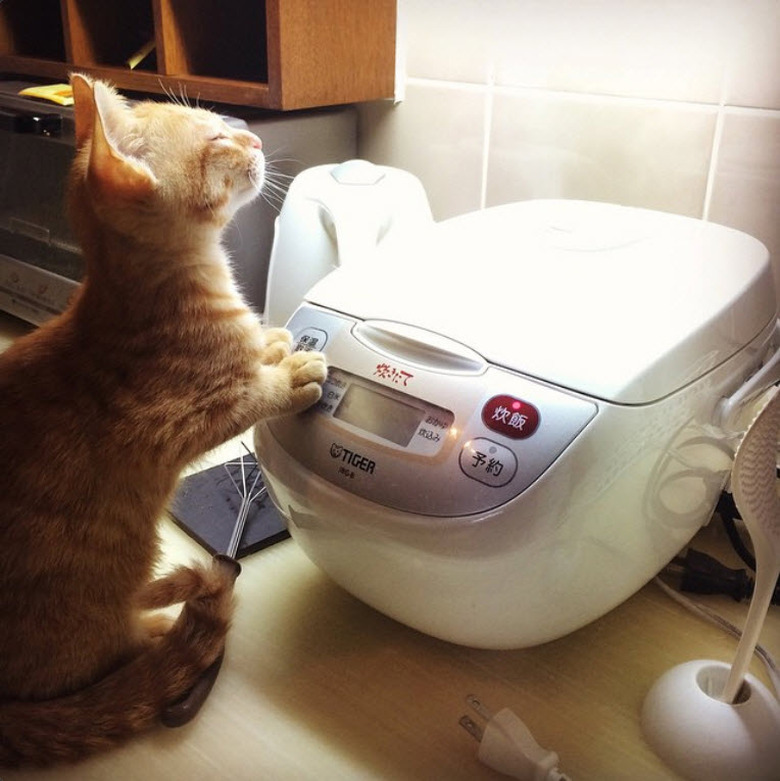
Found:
[0,557,238,768]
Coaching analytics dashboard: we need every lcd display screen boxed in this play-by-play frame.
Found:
[334,382,424,447]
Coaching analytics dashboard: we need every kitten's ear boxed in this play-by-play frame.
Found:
[87,81,156,203]
[71,73,95,149]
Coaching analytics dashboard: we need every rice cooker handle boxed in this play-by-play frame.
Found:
[716,319,780,430]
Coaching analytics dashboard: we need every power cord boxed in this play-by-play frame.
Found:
[459,694,571,780]
[716,490,757,570]
[663,547,780,605]
[661,479,780,603]
[716,468,779,575]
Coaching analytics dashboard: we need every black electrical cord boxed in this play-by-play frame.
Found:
[663,399,780,602]
[668,547,780,604]
[666,548,780,605]
[668,480,780,603]
[716,467,780,572]
[716,490,757,572]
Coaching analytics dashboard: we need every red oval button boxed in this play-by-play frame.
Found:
[482,395,540,439]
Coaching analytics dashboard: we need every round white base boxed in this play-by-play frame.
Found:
[641,660,780,780]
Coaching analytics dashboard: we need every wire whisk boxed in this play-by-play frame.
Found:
[222,443,267,559]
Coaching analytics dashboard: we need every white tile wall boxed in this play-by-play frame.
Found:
[486,91,717,216]
[358,0,780,283]
[358,82,487,217]
[708,109,780,290]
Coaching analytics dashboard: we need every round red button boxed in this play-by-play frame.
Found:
[482,395,540,439]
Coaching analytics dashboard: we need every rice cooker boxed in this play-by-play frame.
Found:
[254,199,779,649]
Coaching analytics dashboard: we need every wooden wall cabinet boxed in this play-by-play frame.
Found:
[0,0,396,109]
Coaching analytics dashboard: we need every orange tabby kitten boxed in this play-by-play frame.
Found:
[0,75,326,766]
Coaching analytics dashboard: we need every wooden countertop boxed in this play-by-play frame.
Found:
[2,310,778,780]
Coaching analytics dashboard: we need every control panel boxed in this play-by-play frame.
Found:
[266,305,598,517]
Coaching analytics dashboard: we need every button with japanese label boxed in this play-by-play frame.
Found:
[482,394,540,439]
[294,327,328,352]
[316,384,344,415]
[459,438,517,487]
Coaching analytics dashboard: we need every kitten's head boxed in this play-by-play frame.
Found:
[69,75,265,243]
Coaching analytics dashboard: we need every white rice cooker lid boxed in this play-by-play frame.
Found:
[306,200,776,404]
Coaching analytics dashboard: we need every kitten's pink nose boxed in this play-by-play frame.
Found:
[249,134,262,150]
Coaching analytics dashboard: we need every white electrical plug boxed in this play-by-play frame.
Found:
[459,695,571,781]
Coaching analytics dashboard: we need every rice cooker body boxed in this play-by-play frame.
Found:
[254,201,777,648]
[255,308,774,648]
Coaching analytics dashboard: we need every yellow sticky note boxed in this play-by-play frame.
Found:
[19,84,74,106]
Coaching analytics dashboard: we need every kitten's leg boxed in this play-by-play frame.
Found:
[134,559,237,654]
[140,612,175,637]
[136,559,233,610]
[260,327,293,365]
[157,558,239,725]
[255,349,327,418]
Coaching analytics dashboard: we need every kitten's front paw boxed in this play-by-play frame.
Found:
[280,349,327,414]
[260,327,293,365]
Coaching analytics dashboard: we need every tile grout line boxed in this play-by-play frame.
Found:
[702,71,729,222]
[480,64,495,211]
[702,107,725,223]
[405,75,779,118]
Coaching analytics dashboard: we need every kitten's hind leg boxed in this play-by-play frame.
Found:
[156,557,240,726]
[141,612,175,638]
[136,565,205,610]
[136,558,238,611]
